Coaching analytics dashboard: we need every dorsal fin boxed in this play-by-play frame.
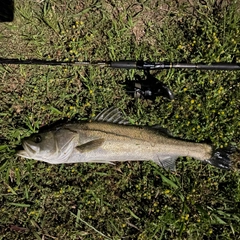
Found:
[94,107,130,125]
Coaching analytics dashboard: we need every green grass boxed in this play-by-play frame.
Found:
[0,0,240,239]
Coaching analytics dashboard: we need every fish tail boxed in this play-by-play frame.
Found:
[206,146,239,170]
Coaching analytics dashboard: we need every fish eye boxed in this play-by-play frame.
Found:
[34,135,42,143]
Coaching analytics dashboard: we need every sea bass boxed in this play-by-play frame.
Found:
[17,107,234,170]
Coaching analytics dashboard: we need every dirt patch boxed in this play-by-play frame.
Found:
[132,20,145,43]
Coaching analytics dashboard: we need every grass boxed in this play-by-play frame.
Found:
[0,0,240,239]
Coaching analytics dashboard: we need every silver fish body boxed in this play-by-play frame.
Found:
[17,108,233,170]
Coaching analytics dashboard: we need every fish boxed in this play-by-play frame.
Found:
[16,107,236,171]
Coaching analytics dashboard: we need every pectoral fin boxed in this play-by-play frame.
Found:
[76,138,105,153]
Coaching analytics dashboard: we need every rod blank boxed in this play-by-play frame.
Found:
[170,63,240,70]
[0,58,239,70]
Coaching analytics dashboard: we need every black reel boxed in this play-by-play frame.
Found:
[125,70,174,101]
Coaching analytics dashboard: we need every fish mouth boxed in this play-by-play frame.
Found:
[15,144,27,157]
[17,141,39,158]
[16,149,29,158]
[25,141,41,154]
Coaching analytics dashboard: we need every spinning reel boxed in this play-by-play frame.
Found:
[125,70,174,101]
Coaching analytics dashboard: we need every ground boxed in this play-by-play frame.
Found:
[0,0,240,239]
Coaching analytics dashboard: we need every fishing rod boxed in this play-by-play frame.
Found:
[1,58,240,70]
[1,58,240,100]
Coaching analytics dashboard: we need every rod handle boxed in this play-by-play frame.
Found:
[110,61,137,69]
[110,61,166,70]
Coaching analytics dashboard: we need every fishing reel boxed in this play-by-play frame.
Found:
[125,70,174,101]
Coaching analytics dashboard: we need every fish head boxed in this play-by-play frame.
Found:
[17,131,58,161]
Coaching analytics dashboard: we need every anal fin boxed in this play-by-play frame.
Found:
[154,155,178,171]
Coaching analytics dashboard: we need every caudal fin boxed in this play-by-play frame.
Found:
[206,146,239,170]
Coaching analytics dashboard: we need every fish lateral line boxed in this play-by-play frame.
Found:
[77,122,149,142]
